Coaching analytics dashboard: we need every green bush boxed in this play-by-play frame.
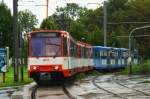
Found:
[122,60,150,74]
[75,73,85,80]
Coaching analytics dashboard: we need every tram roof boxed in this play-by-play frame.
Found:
[93,46,128,51]
[93,46,112,50]
[28,30,69,35]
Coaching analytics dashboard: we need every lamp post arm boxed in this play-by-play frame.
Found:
[129,25,150,56]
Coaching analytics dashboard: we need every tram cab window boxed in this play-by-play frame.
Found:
[31,32,61,57]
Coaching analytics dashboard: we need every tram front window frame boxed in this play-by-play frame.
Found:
[30,32,62,57]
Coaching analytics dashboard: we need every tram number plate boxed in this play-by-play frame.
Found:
[43,59,49,61]
[40,73,51,80]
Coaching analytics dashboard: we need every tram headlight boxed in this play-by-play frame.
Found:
[54,65,59,70]
[32,66,39,71]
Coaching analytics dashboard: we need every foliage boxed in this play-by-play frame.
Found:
[18,10,38,40]
[122,60,150,74]
[18,9,38,33]
[40,16,58,30]
[0,2,13,56]
[40,3,86,34]
[56,3,83,20]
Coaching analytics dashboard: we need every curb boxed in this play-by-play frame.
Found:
[11,82,36,99]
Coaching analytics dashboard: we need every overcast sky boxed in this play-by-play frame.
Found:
[1,0,105,26]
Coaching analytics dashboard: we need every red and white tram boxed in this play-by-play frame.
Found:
[28,30,94,83]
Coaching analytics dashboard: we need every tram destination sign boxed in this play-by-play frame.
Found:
[0,48,7,72]
[32,32,60,37]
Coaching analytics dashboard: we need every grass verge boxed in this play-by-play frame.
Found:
[0,66,32,87]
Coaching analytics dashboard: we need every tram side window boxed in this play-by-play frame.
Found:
[103,51,107,57]
[81,47,84,58]
[63,37,68,56]
[96,51,100,58]
[90,48,93,58]
[73,43,77,57]
[100,51,103,57]
[77,45,81,58]
[114,51,118,57]
[70,41,73,57]
[123,52,128,57]
[84,47,87,58]
[70,41,77,57]
[87,48,92,58]
[110,51,115,57]
[108,51,111,57]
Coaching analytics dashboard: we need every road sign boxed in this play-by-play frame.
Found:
[0,48,7,72]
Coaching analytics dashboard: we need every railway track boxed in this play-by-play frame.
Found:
[92,75,150,99]
[31,83,76,99]
[92,76,127,99]
[112,75,150,96]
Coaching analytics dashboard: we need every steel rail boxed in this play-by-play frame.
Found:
[113,75,150,96]
[31,83,76,99]
[62,84,77,99]
[92,76,127,99]
[114,74,150,81]
[31,85,38,99]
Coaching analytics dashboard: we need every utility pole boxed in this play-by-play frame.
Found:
[103,1,107,47]
[46,0,48,18]
[19,30,24,81]
[13,0,19,82]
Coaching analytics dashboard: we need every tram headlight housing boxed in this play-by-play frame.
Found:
[53,65,59,70]
[32,66,39,71]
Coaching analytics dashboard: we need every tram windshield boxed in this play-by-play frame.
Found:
[31,32,61,57]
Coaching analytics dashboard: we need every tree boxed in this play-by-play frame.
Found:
[18,9,38,33]
[56,3,83,20]
[40,16,58,30]
[18,9,38,64]
[0,2,13,56]
[40,3,84,31]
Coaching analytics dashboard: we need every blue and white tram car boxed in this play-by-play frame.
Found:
[93,46,129,70]
[117,48,128,68]
[93,46,112,70]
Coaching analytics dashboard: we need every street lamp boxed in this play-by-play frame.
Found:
[128,25,150,74]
